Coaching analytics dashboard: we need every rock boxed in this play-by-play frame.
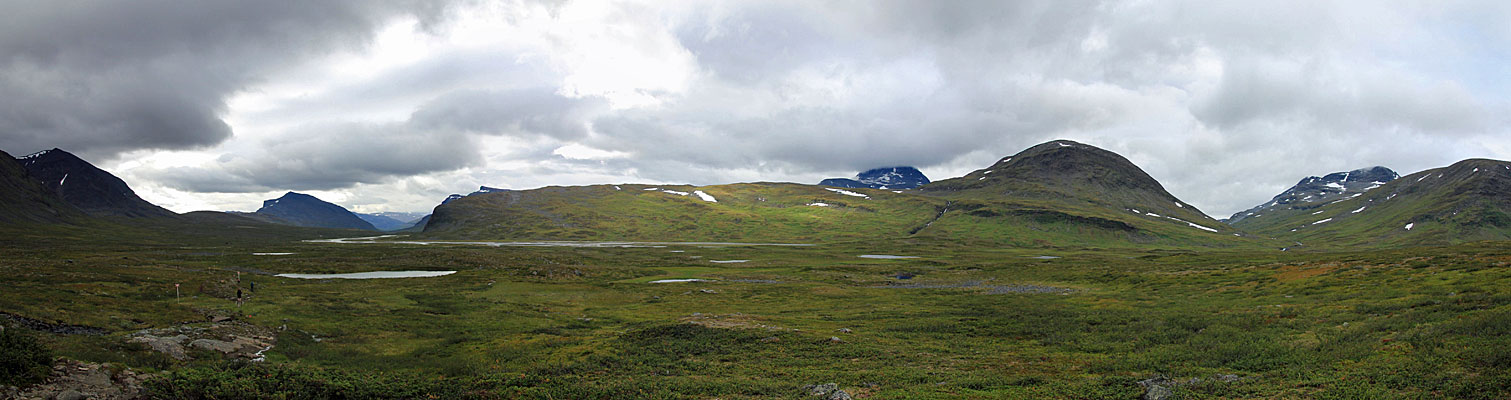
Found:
[189,338,239,353]
[760,336,781,343]
[210,315,232,323]
[129,334,190,360]
[1137,376,1190,400]
[1142,384,1172,400]
[826,336,844,344]
[698,289,718,294]
[1216,374,1241,383]
[836,328,853,334]
[53,389,86,400]
[804,383,838,397]
[828,390,853,400]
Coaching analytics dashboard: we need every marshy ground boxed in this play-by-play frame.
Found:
[3,231,1509,398]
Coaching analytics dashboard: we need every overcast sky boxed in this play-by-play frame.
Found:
[3,1,1509,218]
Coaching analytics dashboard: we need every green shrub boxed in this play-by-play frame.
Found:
[0,327,53,386]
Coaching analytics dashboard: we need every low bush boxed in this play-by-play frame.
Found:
[0,327,53,386]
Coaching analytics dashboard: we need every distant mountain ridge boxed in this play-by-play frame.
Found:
[15,149,176,218]
[422,140,1252,248]
[1238,159,1511,247]
[820,167,930,190]
[1227,166,1398,225]
[254,192,376,230]
[357,212,428,231]
[0,149,85,224]
[356,213,413,231]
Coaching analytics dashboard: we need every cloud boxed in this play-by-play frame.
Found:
[0,1,459,160]
[146,87,607,193]
[150,121,483,193]
[15,0,1510,218]
[411,88,607,139]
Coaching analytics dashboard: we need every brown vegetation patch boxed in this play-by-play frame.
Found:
[1275,263,1339,282]
[679,313,790,331]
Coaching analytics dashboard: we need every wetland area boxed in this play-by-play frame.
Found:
[5,229,1510,398]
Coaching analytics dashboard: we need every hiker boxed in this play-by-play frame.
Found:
[250,280,255,293]
[236,288,244,308]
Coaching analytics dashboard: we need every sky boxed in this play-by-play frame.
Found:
[2,0,1509,218]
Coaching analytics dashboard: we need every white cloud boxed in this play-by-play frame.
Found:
[13,0,1508,217]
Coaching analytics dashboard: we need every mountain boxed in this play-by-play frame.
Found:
[402,214,431,232]
[1227,166,1398,225]
[357,213,414,231]
[442,186,509,205]
[357,211,428,231]
[421,141,1256,248]
[0,149,85,224]
[369,211,428,224]
[253,192,377,230]
[423,183,943,242]
[15,149,176,218]
[820,167,930,190]
[917,140,1242,244]
[1236,159,1511,247]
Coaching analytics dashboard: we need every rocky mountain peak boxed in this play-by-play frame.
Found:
[820,166,930,190]
[15,148,176,218]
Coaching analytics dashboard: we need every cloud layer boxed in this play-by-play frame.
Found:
[4,0,1510,216]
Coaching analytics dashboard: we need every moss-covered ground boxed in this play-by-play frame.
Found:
[3,224,1510,398]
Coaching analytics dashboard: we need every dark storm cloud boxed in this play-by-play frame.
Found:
[149,88,603,193]
[153,121,484,193]
[0,0,458,160]
[39,0,1509,216]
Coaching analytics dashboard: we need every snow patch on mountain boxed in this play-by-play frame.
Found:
[1227,166,1398,224]
[825,188,869,199]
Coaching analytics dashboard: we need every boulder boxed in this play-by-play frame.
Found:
[128,334,189,360]
[1142,384,1172,400]
[189,338,239,353]
[804,383,838,397]
[54,389,86,400]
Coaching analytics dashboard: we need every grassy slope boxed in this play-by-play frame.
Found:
[3,225,1510,398]
[424,141,1274,250]
[1238,159,1511,248]
[425,183,945,243]
[917,140,1265,249]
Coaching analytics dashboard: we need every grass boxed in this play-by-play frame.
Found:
[425,182,1270,251]
[2,222,1510,398]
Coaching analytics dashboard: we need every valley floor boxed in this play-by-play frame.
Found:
[3,231,1510,399]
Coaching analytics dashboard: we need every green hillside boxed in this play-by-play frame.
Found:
[919,140,1255,248]
[425,182,944,243]
[423,141,1268,249]
[1240,159,1511,247]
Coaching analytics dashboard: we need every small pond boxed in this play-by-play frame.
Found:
[858,255,919,259]
[275,271,456,279]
